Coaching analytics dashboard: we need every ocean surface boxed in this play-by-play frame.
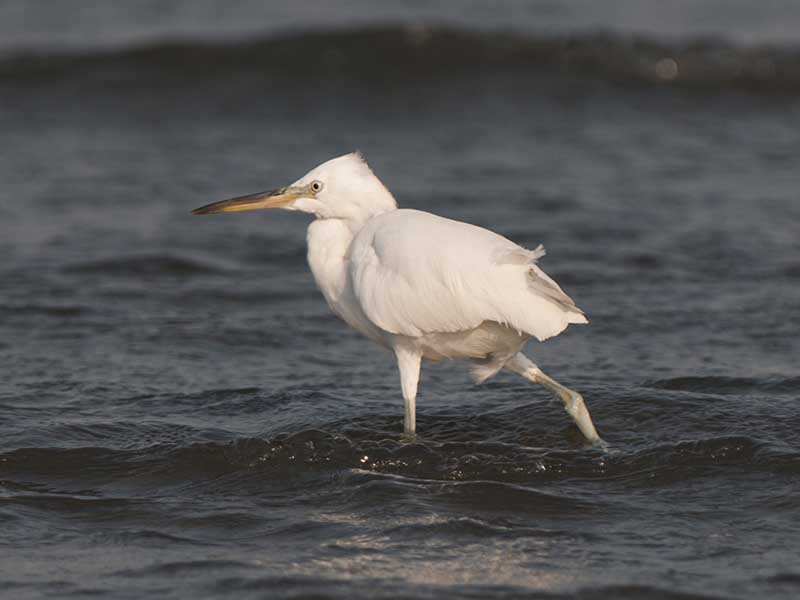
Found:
[2,2,800,598]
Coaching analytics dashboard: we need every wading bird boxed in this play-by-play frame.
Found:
[193,153,602,444]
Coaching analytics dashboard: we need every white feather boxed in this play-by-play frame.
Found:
[348,209,586,343]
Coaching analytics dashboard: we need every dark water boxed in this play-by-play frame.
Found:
[2,2,800,598]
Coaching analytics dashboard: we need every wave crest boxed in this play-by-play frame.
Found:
[3,25,800,94]
[1,429,794,494]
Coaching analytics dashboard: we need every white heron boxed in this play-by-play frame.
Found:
[193,153,602,444]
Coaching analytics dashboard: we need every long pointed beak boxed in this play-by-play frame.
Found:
[191,186,305,215]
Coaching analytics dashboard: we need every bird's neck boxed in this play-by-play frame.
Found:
[306,218,361,310]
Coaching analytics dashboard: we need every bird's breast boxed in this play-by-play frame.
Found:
[306,219,388,346]
[306,220,353,305]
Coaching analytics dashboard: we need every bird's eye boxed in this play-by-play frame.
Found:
[310,181,323,193]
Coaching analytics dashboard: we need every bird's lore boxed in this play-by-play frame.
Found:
[192,153,603,445]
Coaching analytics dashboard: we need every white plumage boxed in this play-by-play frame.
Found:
[193,153,603,445]
[350,209,586,340]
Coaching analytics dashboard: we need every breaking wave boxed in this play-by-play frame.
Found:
[2,25,800,93]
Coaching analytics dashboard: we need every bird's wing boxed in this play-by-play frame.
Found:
[527,262,584,315]
[348,209,586,342]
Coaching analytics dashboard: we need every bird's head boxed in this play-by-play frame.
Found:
[192,152,397,222]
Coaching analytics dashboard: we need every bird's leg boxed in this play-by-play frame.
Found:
[393,342,422,439]
[505,352,604,446]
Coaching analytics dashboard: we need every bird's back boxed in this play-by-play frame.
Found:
[347,209,586,342]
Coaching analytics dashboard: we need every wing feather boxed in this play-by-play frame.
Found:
[348,209,586,341]
[527,263,584,315]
